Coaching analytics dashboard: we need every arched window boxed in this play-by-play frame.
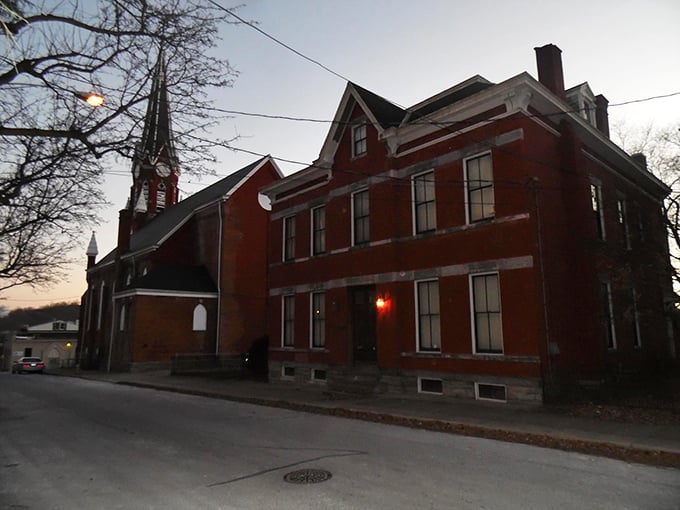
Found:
[97,281,105,330]
[119,303,126,332]
[157,182,166,212]
[193,304,207,331]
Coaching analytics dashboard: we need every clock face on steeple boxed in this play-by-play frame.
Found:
[155,162,172,178]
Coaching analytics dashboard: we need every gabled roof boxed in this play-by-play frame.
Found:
[351,83,406,129]
[93,156,278,268]
[316,78,495,166]
[407,76,494,122]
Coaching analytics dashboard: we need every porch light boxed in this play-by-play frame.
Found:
[375,297,386,309]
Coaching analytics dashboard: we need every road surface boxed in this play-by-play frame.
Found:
[1,373,678,509]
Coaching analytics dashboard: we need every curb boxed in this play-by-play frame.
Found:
[116,380,680,469]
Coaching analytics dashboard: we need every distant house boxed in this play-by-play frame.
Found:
[259,44,675,403]
[78,54,282,372]
[7,320,78,369]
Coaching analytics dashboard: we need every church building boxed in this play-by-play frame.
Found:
[78,54,282,371]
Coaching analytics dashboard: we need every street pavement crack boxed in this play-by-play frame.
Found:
[206,450,365,487]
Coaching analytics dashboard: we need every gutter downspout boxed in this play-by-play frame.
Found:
[530,177,553,389]
[215,199,224,355]
[107,281,116,372]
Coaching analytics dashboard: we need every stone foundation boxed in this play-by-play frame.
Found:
[269,360,543,404]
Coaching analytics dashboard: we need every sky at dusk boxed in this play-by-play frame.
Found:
[3,0,680,311]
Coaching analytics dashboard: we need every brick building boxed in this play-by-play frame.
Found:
[78,54,282,371]
[259,44,674,403]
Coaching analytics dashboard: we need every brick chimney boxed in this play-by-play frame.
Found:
[595,94,610,138]
[534,44,565,99]
[631,153,648,171]
[117,208,132,255]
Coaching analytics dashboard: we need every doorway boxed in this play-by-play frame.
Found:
[350,285,377,363]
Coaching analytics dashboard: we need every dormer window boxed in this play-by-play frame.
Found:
[582,99,595,124]
[566,83,597,128]
[352,122,367,157]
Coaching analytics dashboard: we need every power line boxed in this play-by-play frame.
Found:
[210,90,680,128]
[609,91,680,107]
[207,0,352,83]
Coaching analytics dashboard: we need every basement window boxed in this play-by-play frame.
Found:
[418,377,443,395]
[282,366,295,379]
[475,382,507,403]
[311,368,327,382]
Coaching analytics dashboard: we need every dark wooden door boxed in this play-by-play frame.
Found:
[350,286,377,363]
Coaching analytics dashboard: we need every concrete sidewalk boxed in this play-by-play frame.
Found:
[50,368,680,468]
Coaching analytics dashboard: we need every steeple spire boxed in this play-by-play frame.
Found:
[138,49,178,166]
[127,49,180,231]
[86,231,98,269]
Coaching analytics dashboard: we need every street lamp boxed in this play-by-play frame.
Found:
[74,91,105,107]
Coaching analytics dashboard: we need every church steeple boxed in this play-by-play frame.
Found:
[128,49,180,231]
[139,49,178,167]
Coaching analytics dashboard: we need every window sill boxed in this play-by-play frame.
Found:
[401,352,539,363]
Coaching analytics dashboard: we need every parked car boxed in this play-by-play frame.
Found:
[12,357,45,374]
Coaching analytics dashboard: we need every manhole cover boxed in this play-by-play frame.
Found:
[283,468,332,484]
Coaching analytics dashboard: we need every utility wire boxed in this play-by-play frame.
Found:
[207,0,352,83]
[210,90,680,127]
[609,91,680,107]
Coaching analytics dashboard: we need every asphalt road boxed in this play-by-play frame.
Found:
[1,373,679,510]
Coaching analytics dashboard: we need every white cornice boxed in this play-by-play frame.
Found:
[114,289,218,299]
[259,165,332,204]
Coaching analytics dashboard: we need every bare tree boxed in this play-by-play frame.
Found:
[0,0,239,292]
[612,121,680,292]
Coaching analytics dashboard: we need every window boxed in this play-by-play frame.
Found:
[582,99,595,124]
[631,289,641,349]
[637,209,646,242]
[119,303,126,332]
[352,189,370,246]
[311,292,326,348]
[591,183,605,240]
[283,215,296,261]
[466,153,495,222]
[282,295,295,347]
[475,383,507,402]
[311,368,327,382]
[601,282,616,349]
[418,377,443,394]
[416,280,440,352]
[472,273,503,354]
[311,206,326,255]
[412,171,436,233]
[282,366,295,378]
[52,321,66,331]
[352,123,367,157]
[157,182,166,212]
[192,304,207,331]
[617,199,630,249]
[97,281,105,330]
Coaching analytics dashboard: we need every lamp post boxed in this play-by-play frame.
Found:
[74,91,105,107]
